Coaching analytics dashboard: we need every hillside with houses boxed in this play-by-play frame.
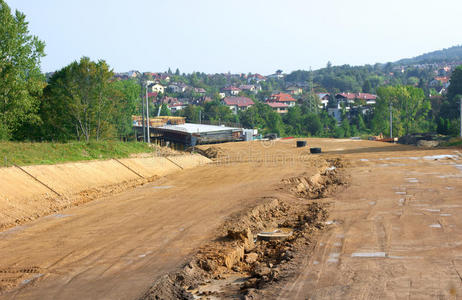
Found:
[39,55,457,141]
[109,47,461,138]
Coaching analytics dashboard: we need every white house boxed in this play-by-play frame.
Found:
[168,82,188,93]
[168,102,186,113]
[150,83,165,94]
[317,93,330,109]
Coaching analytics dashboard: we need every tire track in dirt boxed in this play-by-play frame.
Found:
[274,150,462,299]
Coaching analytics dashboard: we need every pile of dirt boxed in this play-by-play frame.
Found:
[281,158,348,199]
[189,146,225,159]
[140,158,347,300]
[129,145,183,157]
[398,133,450,147]
[140,200,328,300]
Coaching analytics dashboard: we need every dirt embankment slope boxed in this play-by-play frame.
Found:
[0,154,209,231]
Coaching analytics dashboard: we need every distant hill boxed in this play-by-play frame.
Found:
[396,45,462,65]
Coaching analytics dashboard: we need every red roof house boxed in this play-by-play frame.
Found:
[267,93,296,107]
[223,96,254,114]
[267,102,289,113]
[336,92,377,104]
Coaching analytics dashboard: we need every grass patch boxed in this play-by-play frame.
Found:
[440,137,462,147]
[0,141,154,167]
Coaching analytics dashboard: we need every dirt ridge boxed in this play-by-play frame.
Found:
[139,158,348,300]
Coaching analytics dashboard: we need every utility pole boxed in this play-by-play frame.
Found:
[389,101,393,139]
[146,83,150,143]
[460,96,462,138]
[199,109,201,124]
[141,82,146,142]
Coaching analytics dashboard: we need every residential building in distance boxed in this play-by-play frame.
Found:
[336,93,377,106]
[317,93,330,108]
[247,73,266,83]
[152,73,171,82]
[267,70,284,79]
[335,92,356,105]
[147,92,158,103]
[168,82,188,93]
[267,92,296,107]
[430,76,450,89]
[328,105,342,122]
[239,84,260,94]
[286,86,303,95]
[221,86,241,96]
[150,83,165,94]
[222,96,254,114]
[193,87,207,95]
[267,102,289,114]
[161,96,178,105]
[355,93,377,105]
[168,102,186,113]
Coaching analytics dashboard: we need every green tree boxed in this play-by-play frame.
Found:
[0,0,45,140]
[407,76,420,86]
[284,105,303,135]
[340,118,351,137]
[203,100,235,123]
[304,113,322,136]
[442,65,462,119]
[362,80,372,93]
[327,93,337,108]
[110,79,140,139]
[179,105,202,123]
[41,57,116,141]
[238,102,284,135]
[160,104,171,116]
[356,113,367,132]
[372,85,430,136]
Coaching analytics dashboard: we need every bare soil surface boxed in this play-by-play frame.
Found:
[275,146,462,300]
[1,138,461,299]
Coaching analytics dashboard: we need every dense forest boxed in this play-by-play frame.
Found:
[396,45,462,65]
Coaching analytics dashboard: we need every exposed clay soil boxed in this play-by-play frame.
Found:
[188,146,226,159]
[1,139,462,299]
[140,159,347,299]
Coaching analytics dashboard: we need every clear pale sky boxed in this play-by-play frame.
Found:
[8,0,462,74]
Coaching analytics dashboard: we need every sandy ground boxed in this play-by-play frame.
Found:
[0,146,321,299]
[275,146,462,299]
[1,138,461,299]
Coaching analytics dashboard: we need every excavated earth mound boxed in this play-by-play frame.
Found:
[188,146,226,159]
[140,158,348,300]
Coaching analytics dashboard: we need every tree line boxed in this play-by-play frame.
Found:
[0,1,140,141]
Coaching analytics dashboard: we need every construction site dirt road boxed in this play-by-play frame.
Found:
[1,138,461,299]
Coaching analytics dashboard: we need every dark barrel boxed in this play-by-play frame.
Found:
[296,141,307,148]
[310,147,322,154]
